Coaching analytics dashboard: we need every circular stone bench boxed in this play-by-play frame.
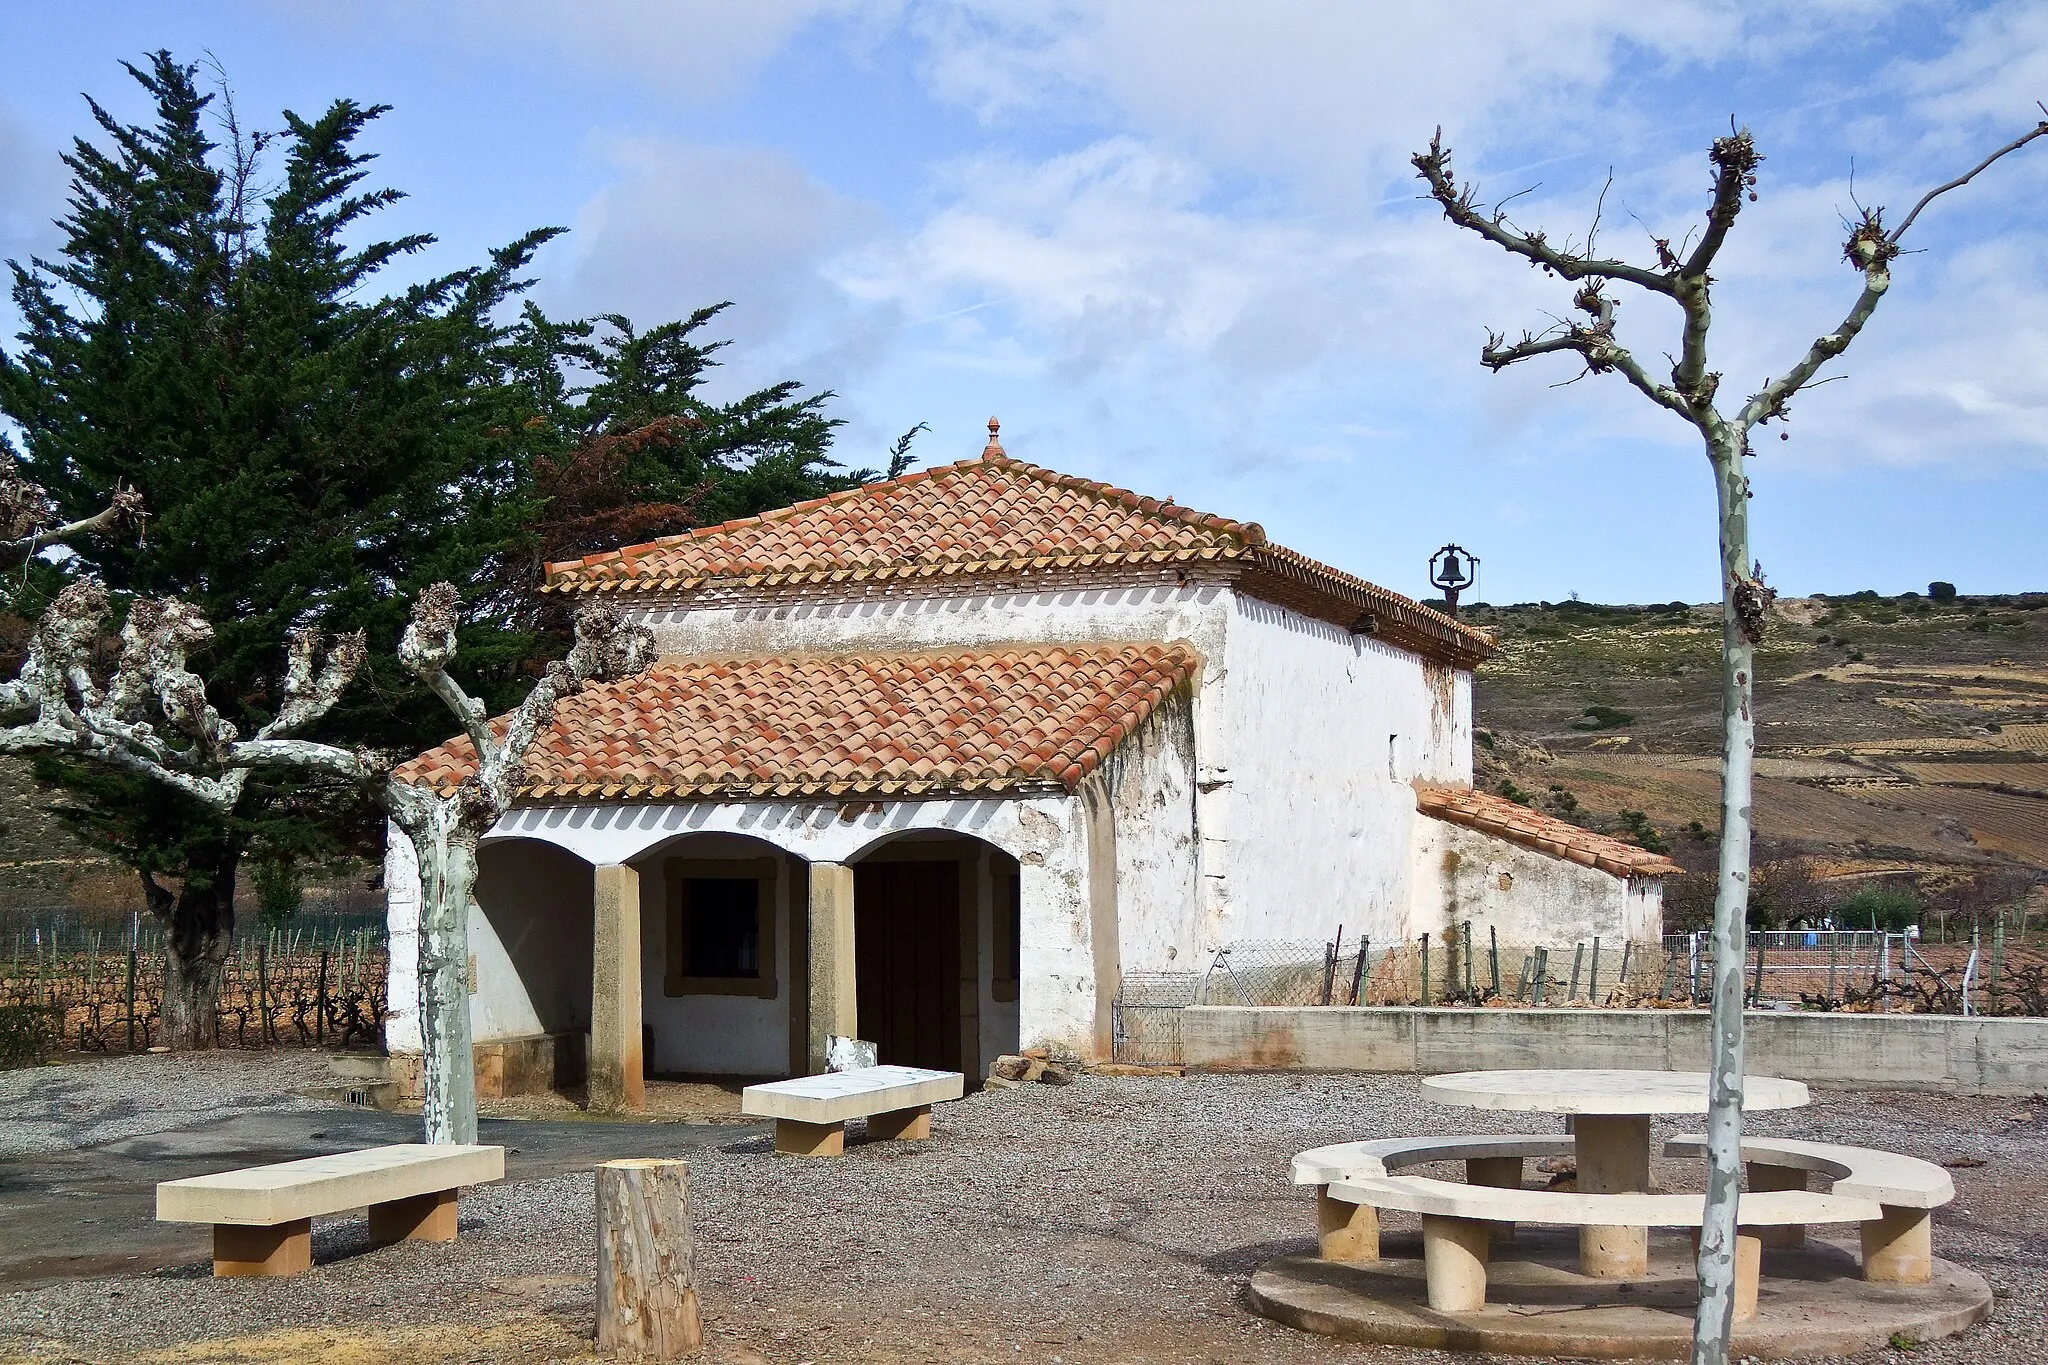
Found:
[1663,1135,1955,1286]
[1291,1136,1574,1262]
[1325,1171,1881,1315]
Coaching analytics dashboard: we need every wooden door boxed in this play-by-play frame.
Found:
[854,861,962,1072]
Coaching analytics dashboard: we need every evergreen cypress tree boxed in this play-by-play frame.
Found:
[0,54,556,1046]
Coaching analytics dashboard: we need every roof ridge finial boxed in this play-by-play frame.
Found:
[982,416,1005,461]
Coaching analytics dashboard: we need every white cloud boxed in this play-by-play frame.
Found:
[542,138,890,390]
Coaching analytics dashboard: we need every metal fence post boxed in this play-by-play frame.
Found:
[1420,933,1431,1007]
[1489,925,1501,997]
[1568,942,1585,1001]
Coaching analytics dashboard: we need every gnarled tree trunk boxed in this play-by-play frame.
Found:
[143,850,242,1051]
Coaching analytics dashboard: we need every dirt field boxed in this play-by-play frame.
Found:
[1470,592,2048,879]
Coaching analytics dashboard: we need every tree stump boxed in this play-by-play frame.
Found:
[597,1159,703,1359]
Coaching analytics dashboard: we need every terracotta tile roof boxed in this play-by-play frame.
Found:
[1414,783,1684,879]
[541,437,1493,668]
[391,645,1199,803]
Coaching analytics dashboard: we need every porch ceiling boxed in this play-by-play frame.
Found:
[394,644,1197,804]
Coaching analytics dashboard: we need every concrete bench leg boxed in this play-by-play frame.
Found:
[1467,1155,1522,1241]
[1748,1162,1807,1248]
[775,1118,845,1156]
[867,1105,932,1141]
[369,1189,459,1244]
[1317,1187,1381,1262]
[1420,1214,1491,1312]
[1862,1206,1933,1285]
[1691,1228,1764,1322]
[213,1219,312,1278]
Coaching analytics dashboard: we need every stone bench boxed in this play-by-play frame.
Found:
[741,1065,964,1156]
[1326,1171,1878,1317]
[1665,1134,1956,1285]
[1290,1135,1574,1261]
[156,1143,504,1277]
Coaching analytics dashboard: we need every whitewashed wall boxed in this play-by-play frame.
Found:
[1407,815,1665,951]
[1101,689,1203,976]
[1201,595,1473,953]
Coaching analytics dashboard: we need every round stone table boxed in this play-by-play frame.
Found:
[1420,1069,1810,1278]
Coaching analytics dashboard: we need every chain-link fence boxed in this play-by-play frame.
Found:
[1110,923,2048,1064]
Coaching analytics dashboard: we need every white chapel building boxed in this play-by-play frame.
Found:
[384,421,1674,1105]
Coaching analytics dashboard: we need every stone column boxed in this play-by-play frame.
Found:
[590,863,644,1113]
[806,862,857,1074]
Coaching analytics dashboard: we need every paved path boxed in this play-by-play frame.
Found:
[0,1104,762,1289]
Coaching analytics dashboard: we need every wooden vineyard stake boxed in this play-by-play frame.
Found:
[597,1158,703,1359]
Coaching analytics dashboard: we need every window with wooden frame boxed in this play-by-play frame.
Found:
[665,857,778,999]
[992,869,1021,1003]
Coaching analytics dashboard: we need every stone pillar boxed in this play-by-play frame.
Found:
[807,861,857,1075]
[590,863,644,1113]
[1575,1114,1651,1277]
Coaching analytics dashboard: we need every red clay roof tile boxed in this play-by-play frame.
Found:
[540,450,1492,667]
[1414,782,1683,878]
[392,645,1198,804]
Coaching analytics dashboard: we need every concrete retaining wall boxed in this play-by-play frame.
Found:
[1181,1005,2048,1095]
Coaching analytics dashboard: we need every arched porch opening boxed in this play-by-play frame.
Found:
[847,829,1022,1082]
[470,837,595,1094]
[630,831,811,1080]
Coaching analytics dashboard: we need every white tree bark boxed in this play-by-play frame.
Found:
[1413,115,2047,1365]
[0,563,649,1144]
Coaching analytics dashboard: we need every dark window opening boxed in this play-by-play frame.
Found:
[685,878,760,977]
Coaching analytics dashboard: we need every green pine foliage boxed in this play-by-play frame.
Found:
[0,54,558,899]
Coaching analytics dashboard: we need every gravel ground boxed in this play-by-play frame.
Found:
[0,1051,332,1158]
[0,1060,2041,1364]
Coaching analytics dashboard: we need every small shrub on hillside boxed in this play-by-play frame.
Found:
[1616,809,1670,855]
[1837,885,1922,932]
[1497,778,1534,806]
[1574,705,1635,730]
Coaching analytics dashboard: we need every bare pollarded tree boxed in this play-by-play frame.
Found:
[1413,115,2048,1365]
[0,580,367,1043]
[379,585,653,1144]
[1,451,143,564]
[0,572,651,1142]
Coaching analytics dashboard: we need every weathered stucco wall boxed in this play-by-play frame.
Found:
[629,583,1227,664]
[1406,816,1662,951]
[1202,594,1473,952]
[1180,1005,2048,1095]
[385,826,597,1055]
[1100,688,1203,977]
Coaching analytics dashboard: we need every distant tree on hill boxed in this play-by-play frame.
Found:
[1929,581,1959,603]
[1415,112,2047,1365]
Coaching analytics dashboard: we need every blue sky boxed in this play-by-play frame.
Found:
[4,2,2045,604]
